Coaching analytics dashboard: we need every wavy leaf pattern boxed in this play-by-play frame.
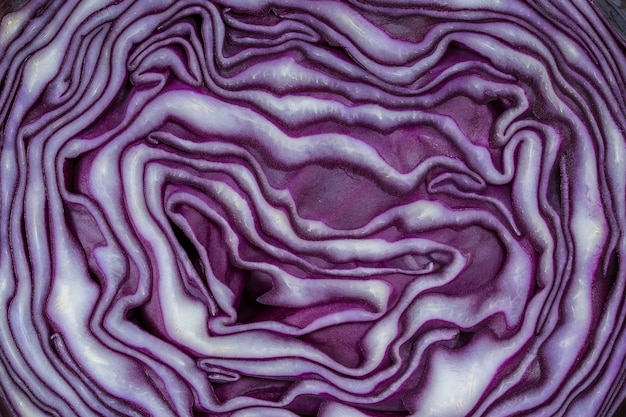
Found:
[0,0,625,416]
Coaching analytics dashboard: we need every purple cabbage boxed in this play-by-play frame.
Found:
[0,0,625,416]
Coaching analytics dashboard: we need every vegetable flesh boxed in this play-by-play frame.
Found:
[0,0,625,416]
